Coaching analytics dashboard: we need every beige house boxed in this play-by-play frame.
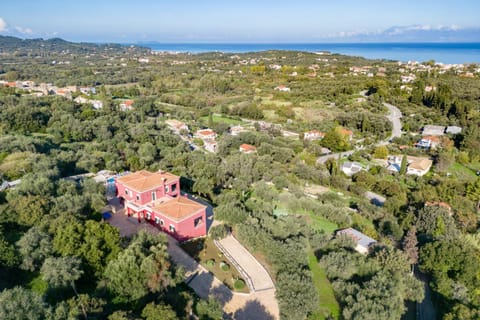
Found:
[407,158,433,176]
[165,119,189,134]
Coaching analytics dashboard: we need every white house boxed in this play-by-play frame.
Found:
[446,126,462,135]
[407,158,433,176]
[304,130,325,141]
[239,144,257,154]
[422,125,445,136]
[203,140,217,153]
[341,162,363,176]
[119,100,134,111]
[91,100,103,109]
[230,125,249,136]
[416,136,441,149]
[336,228,377,254]
[274,85,291,92]
[195,129,217,140]
[386,155,433,176]
[165,119,189,134]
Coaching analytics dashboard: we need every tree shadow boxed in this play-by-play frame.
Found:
[233,299,274,320]
[180,238,205,261]
[211,283,233,307]
[187,270,233,308]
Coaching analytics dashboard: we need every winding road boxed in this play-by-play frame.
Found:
[383,102,403,142]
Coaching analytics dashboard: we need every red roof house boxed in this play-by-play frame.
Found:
[115,170,207,241]
[119,99,134,110]
[195,129,217,140]
[339,128,354,141]
[304,130,325,141]
[239,143,257,154]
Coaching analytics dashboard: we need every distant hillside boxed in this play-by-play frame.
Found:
[0,35,150,55]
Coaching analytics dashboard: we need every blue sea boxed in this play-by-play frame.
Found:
[140,43,480,64]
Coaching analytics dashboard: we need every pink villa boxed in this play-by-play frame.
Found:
[115,170,207,241]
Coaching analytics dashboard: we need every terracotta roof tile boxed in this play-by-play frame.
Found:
[116,170,178,192]
[239,143,257,152]
[152,196,206,221]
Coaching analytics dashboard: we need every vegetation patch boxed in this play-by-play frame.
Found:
[181,238,249,293]
[233,278,246,290]
[307,252,340,320]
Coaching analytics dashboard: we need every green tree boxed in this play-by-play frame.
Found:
[399,155,407,175]
[141,302,177,320]
[41,256,83,289]
[373,146,388,159]
[466,178,480,202]
[17,227,52,271]
[53,218,121,277]
[0,287,49,320]
[104,231,178,301]
[195,296,223,320]
[321,127,350,152]
[402,226,418,274]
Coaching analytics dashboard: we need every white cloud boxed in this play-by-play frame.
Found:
[14,26,33,35]
[0,18,7,32]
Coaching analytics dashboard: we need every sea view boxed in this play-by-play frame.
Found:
[142,42,480,64]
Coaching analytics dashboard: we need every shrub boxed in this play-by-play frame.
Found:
[206,259,215,268]
[209,224,229,240]
[234,279,245,290]
[220,262,230,271]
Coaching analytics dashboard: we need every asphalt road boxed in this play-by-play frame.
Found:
[384,102,403,141]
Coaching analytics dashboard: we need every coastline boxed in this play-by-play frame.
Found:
[142,42,480,64]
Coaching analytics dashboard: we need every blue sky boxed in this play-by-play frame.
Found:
[1,0,479,42]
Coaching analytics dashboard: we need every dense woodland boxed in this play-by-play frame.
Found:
[0,36,480,320]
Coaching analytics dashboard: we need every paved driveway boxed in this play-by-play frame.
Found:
[216,235,274,292]
[107,210,278,320]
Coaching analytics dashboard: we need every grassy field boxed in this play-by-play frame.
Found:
[448,162,479,182]
[308,251,340,320]
[308,215,339,234]
[200,114,245,125]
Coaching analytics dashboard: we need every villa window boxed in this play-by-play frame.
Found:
[146,212,151,220]
[194,216,203,228]
[160,219,164,226]
[165,185,170,193]
[125,189,129,195]
[169,224,175,232]
[152,191,156,201]
[171,184,177,193]
[154,217,160,225]
[136,194,140,201]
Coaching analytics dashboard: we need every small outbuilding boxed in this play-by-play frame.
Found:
[336,228,377,254]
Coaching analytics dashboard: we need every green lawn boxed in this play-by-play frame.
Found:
[309,215,339,234]
[448,162,478,182]
[308,251,340,320]
[200,114,244,125]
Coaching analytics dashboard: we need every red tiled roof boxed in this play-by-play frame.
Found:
[196,129,215,136]
[152,196,206,221]
[340,128,353,136]
[116,170,178,192]
[306,130,325,136]
[422,135,441,142]
[239,143,256,152]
